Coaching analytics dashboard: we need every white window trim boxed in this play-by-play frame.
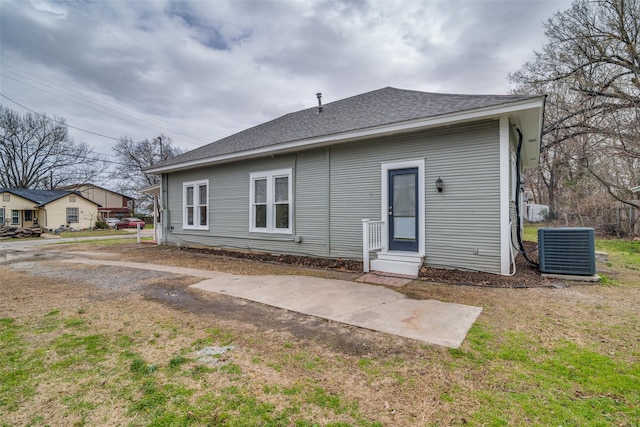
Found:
[0,208,5,224]
[381,159,425,256]
[249,168,293,234]
[11,210,20,225]
[183,179,209,230]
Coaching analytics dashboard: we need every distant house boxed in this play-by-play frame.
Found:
[525,203,549,222]
[0,188,100,230]
[146,87,545,276]
[57,183,134,219]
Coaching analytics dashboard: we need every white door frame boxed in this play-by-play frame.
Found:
[381,159,425,256]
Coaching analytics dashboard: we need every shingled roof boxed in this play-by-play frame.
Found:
[0,188,100,207]
[151,87,541,171]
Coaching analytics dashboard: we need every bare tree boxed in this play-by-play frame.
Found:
[510,0,640,234]
[0,106,106,189]
[111,135,182,213]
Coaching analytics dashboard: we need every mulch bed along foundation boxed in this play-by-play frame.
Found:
[177,242,549,288]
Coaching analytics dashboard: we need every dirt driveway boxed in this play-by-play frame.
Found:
[1,241,638,426]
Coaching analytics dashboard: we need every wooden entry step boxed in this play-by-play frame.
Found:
[356,272,415,287]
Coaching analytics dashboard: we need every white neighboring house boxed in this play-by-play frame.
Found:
[526,203,549,222]
[0,188,100,230]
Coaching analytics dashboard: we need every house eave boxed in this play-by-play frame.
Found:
[147,96,546,174]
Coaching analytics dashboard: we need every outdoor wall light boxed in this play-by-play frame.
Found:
[436,177,443,192]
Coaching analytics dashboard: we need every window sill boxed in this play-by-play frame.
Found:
[249,229,292,235]
[183,226,209,231]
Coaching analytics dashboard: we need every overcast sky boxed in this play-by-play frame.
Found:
[0,0,570,161]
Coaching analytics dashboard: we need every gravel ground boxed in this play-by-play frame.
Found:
[7,260,194,292]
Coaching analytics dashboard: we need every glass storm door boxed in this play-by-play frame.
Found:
[388,168,419,252]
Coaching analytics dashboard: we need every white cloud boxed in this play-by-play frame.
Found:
[0,0,570,157]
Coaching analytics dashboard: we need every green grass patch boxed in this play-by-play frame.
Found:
[203,326,236,346]
[168,355,189,370]
[596,239,640,267]
[522,224,541,242]
[0,312,383,426]
[130,356,158,375]
[0,318,44,411]
[58,230,131,238]
[451,323,640,425]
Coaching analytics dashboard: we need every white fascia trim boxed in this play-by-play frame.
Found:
[380,159,425,256]
[147,98,546,174]
[499,116,512,275]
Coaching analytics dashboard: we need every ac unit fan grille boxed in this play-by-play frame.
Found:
[538,228,595,276]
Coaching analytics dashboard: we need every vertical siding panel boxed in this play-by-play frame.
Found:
[293,148,329,255]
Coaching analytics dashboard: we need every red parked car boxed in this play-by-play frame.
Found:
[115,217,145,230]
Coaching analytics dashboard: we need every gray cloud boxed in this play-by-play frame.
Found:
[0,0,570,157]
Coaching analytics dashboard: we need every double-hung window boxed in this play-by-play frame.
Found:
[183,180,209,229]
[0,208,4,225]
[250,169,292,233]
[66,208,79,223]
[11,210,19,225]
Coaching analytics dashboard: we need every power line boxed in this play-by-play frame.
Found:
[1,61,206,146]
[0,95,178,169]
[1,45,211,146]
[1,92,122,141]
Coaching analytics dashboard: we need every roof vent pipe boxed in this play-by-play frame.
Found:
[316,92,323,113]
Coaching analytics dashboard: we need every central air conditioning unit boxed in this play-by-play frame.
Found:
[538,228,596,276]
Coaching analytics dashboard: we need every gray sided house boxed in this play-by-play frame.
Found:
[147,87,545,277]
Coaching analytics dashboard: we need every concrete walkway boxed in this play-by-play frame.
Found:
[62,258,483,348]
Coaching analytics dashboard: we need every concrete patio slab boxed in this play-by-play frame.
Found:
[62,258,483,348]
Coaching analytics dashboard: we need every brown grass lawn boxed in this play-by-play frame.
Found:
[1,242,638,426]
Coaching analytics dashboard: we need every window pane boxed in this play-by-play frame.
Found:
[393,173,416,217]
[275,177,288,202]
[275,204,289,229]
[199,185,207,205]
[186,186,194,205]
[186,207,194,225]
[255,204,266,228]
[199,206,207,226]
[66,208,79,223]
[254,179,267,204]
[12,210,19,224]
[0,208,4,224]
[25,210,32,221]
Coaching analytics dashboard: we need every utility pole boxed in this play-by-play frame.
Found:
[155,135,164,161]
